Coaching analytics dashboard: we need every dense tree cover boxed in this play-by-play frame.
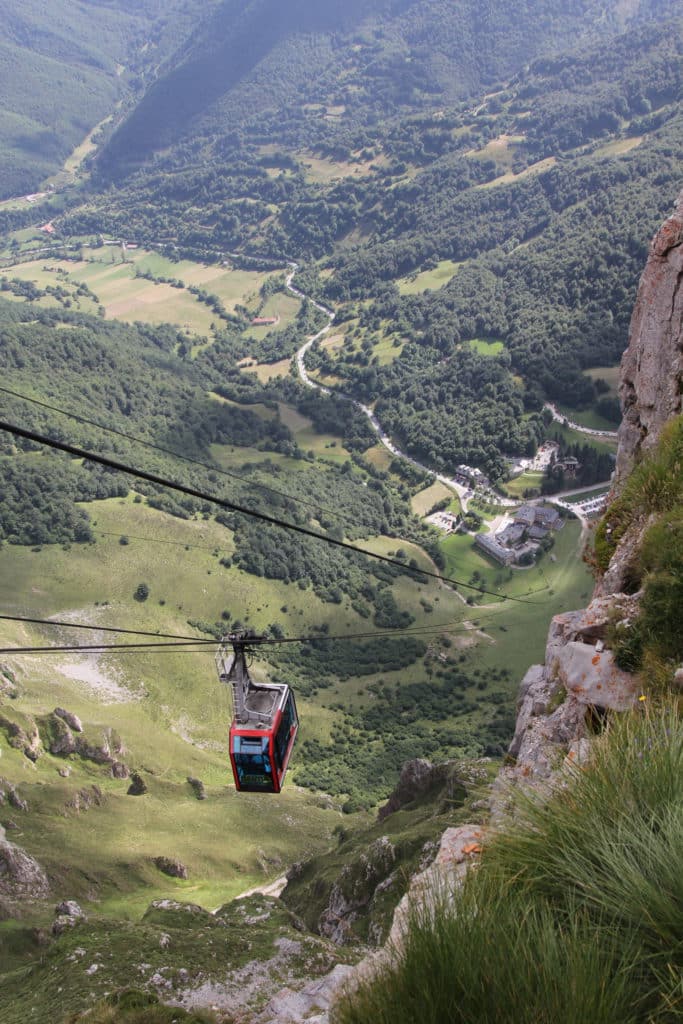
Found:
[295,661,515,803]
[0,0,211,197]
[0,295,431,640]
[271,634,428,690]
[100,0,674,178]
[540,437,615,493]
[0,455,125,544]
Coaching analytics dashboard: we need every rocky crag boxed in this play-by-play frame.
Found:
[490,190,682,810]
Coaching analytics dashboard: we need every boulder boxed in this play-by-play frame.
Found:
[378,758,434,820]
[76,733,113,765]
[127,772,148,796]
[0,665,19,699]
[45,712,76,756]
[153,856,188,879]
[52,899,87,935]
[552,641,639,711]
[0,714,42,761]
[7,785,28,812]
[66,785,104,813]
[54,707,83,733]
[187,776,206,800]
[318,836,396,945]
[111,761,130,780]
[0,838,49,899]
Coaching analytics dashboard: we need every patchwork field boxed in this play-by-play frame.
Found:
[0,247,299,337]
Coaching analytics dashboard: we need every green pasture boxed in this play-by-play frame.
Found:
[503,470,544,498]
[584,365,621,396]
[444,520,593,678]
[246,355,294,382]
[411,481,454,516]
[468,338,504,356]
[372,333,405,365]
[244,291,300,339]
[276,401,352,463]
[208,392,277,422]
[467,133,524,168]
[397,259,463,295]
[298,150,383,184]
[547,421,618,456]
[593,135,643,158]
[363,445,394,473]
[440,517,589,605]
[554,402,619,432]
[476,156,557,190]
[0,499,372,912]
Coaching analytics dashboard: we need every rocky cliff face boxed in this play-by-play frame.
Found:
[494,192,683,800]
[616,190,683,487]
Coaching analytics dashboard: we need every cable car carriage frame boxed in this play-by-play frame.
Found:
[216,632,299,794]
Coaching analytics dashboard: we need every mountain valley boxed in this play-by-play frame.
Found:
[0,2,681,1021]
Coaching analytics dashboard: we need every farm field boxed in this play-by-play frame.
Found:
[397,259,463,295]
[554,401,619,432]
[0,247,299,337]
[411,481,454,516]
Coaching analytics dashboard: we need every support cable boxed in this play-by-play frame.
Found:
[0,418,543,605]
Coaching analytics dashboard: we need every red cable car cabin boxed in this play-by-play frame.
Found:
[217,634,299,794]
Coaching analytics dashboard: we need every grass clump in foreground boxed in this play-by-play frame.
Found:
[334,703,683,1024]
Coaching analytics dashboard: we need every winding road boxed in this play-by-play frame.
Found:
[543,401,618,441]
[286,264,472,506]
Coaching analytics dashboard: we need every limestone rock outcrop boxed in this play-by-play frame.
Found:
[616,190,683,486]
[377,759,439,820]
[0,825,49,901]
[52,899,87,935]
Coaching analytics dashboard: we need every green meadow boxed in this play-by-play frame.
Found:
[397,259,464,295]
[0,247,299,337]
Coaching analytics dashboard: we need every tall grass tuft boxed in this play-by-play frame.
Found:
[334,704,683,1024]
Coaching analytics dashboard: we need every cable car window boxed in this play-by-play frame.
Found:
[233,736,273,789]
[274,692,296,772]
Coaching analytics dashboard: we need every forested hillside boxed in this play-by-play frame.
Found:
[101,0,675,176]
[0,0,209,197]
[54,5,679,478]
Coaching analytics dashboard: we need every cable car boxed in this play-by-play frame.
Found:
[216,632,298,794]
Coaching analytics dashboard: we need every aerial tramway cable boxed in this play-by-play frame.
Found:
[0,418,544,606]
[0,614,487,656]
[0,384,356,527]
